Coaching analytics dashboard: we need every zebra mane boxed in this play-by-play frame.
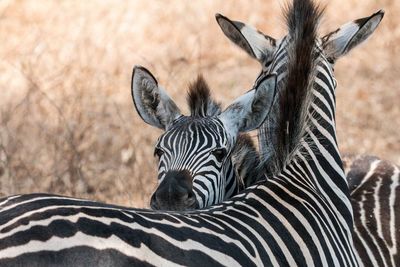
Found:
[186,75,221,117]
[265,0,323,174]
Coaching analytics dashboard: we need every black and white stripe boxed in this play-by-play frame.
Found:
[343,154,400,267]
[152,116,250,208]
[0,1,384,265]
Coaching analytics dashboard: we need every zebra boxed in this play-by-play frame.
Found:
[216,8,393,267]
[132,71,264,210]
[158,150,400,266]
[0,65,277,266]
[0,0,384,265]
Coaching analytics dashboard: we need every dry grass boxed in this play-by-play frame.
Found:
[0,0,398,208]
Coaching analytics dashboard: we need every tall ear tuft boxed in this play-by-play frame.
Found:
[187,75,221,117]
[131,66,181,130]
[322,10,384,62]
[216,13,276,64]
[218,74,277,138]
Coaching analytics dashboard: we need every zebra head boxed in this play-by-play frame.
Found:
[216,10,384,73]
[216,9,384,176]
[131,66,276,210]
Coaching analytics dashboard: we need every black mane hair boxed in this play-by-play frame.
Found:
[264,0,323,174]
[186,75,221,117]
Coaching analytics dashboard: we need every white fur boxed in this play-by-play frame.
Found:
[132,67,181,130]
[218,75,276,139]
[323,11,384,60]
[240,25,273,60]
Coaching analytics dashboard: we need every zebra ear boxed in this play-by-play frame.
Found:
[131,66,181,130]
[216,13,276,64]
[322,10,384,62]
[219,74,277,136]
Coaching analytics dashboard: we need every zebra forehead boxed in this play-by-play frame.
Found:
[164,116,226,138]
[186,75,222,117]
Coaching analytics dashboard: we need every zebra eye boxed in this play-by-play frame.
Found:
[211,148,227,162]
[154,147,164,158]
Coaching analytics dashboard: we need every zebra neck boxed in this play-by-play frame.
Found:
[280,60,353,225]
[295,61,344,181]
[224,160,242,199]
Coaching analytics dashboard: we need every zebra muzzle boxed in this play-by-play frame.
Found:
[150,170,197,211]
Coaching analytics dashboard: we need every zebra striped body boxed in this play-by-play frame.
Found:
[216,6,386,266]
[0,1,383,265]
[0,193,271,266]
[343,154,400,267]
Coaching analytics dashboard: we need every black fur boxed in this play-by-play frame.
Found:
[273,0,323,172]
[186,75,221,117]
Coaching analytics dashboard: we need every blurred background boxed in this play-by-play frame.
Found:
[0,0,398,207]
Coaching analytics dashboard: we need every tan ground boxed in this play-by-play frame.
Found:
[0,0,398,208]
